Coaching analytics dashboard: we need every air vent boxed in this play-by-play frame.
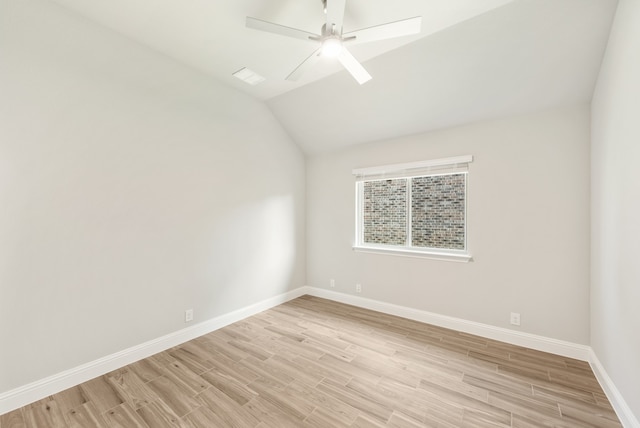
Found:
[232,67,265,85]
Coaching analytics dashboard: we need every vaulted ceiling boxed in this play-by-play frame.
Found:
[50,0,618,153]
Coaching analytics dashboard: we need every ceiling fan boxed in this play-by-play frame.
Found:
[246,0,422,84]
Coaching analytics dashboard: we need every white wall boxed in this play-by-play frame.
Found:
[307,105,591,344]
[0,0,305,394]
[591,0,640,420]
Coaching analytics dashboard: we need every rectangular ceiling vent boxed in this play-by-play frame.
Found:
[232,67,265,86]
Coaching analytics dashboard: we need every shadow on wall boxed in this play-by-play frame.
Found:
[205,194,297,312]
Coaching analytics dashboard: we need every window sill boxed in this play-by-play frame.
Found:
[352,245,473,263]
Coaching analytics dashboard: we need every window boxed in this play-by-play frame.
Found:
[354,156,472,262]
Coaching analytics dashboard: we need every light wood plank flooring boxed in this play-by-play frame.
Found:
[1,296,621,427]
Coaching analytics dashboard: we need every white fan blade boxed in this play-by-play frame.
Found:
[344,16,422,45]
[325,0,346,34]
[286,48,322,81]
[246,17,319,41]
[338,48,372,84]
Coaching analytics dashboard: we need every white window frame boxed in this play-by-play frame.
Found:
[353,155,473,262]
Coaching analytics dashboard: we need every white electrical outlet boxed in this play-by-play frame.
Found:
[185,309,194,323]
[330,279,335,288]
[510,312,521,326]
[356,283,362,293]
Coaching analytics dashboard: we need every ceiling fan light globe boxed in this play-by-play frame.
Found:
[321,38,343,58]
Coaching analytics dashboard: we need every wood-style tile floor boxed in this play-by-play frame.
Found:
[0,296,622,427]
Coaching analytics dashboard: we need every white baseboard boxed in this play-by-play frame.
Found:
[3,286,636,427]
[589,350,640,428]
[306,287,591,361]
[0,286,310,416]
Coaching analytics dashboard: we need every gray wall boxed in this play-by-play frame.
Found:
[307,105,591,344]
[0,0,305,394]
[591,0,640,418]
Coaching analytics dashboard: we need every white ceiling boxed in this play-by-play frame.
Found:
[50,0,618,154]
[268,0,619,153]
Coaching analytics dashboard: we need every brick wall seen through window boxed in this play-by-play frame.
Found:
[411,174,465,250]
[363,179,407,245]
[361,173,466,250]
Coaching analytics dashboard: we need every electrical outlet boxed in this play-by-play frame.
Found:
[510,312,521,326]
[356,283,362,293]
[330,279,335,288]
[185,309,194,323]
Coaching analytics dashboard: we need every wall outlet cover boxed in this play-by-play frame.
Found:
[510,312,521,326]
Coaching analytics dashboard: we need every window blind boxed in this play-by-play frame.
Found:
[352,155,473,181]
